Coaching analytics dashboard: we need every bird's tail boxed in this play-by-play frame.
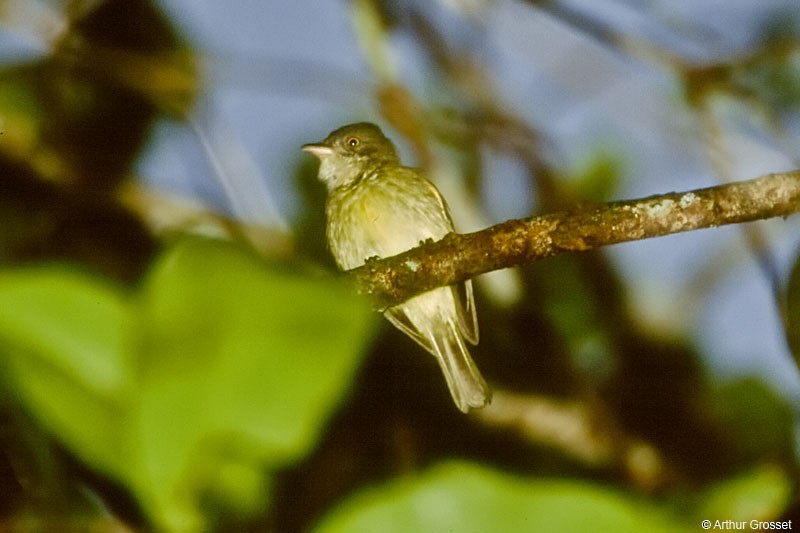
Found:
[432,321,491,413]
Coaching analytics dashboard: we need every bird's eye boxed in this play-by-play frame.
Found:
[346,137,360,148]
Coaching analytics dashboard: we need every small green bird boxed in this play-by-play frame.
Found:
[303,122,490,412]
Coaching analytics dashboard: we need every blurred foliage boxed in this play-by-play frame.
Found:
[0,0,196,282]
[566,150,624,204]
[694,464,793,523]
[315,461,688,533]
[786,252,800,365]
[682,8,800,116]
[0,237,374,530]
[0,0,798,532]
[0,0,195,189]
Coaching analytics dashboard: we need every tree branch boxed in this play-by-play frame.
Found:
[350,170,800,309]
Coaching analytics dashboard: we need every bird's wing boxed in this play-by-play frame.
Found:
[453,280,479,345]
[384,305,436,355]
[385,281,478,354]
[389,167,479,345]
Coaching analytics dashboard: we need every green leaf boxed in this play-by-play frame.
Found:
[0,238,376,531]
[0,267,131,393]
[129,237,375,529]
[695,464,791,523]
[314,461,690,533]
[0,267,131,478]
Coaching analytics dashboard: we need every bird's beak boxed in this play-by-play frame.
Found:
[302,142,333,159]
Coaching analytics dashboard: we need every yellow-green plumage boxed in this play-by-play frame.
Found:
[303,122,490,412]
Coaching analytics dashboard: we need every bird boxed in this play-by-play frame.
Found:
[303,122,490,412]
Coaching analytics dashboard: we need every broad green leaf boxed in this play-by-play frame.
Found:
[314,461,690,533]
[0,267,130,393]
[0,238,376,531]
[0,266,131,478]
[129,237,375,529]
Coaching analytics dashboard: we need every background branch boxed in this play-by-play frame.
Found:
[351,170,800,309]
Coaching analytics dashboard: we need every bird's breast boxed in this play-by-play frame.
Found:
[326,172,452,270]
